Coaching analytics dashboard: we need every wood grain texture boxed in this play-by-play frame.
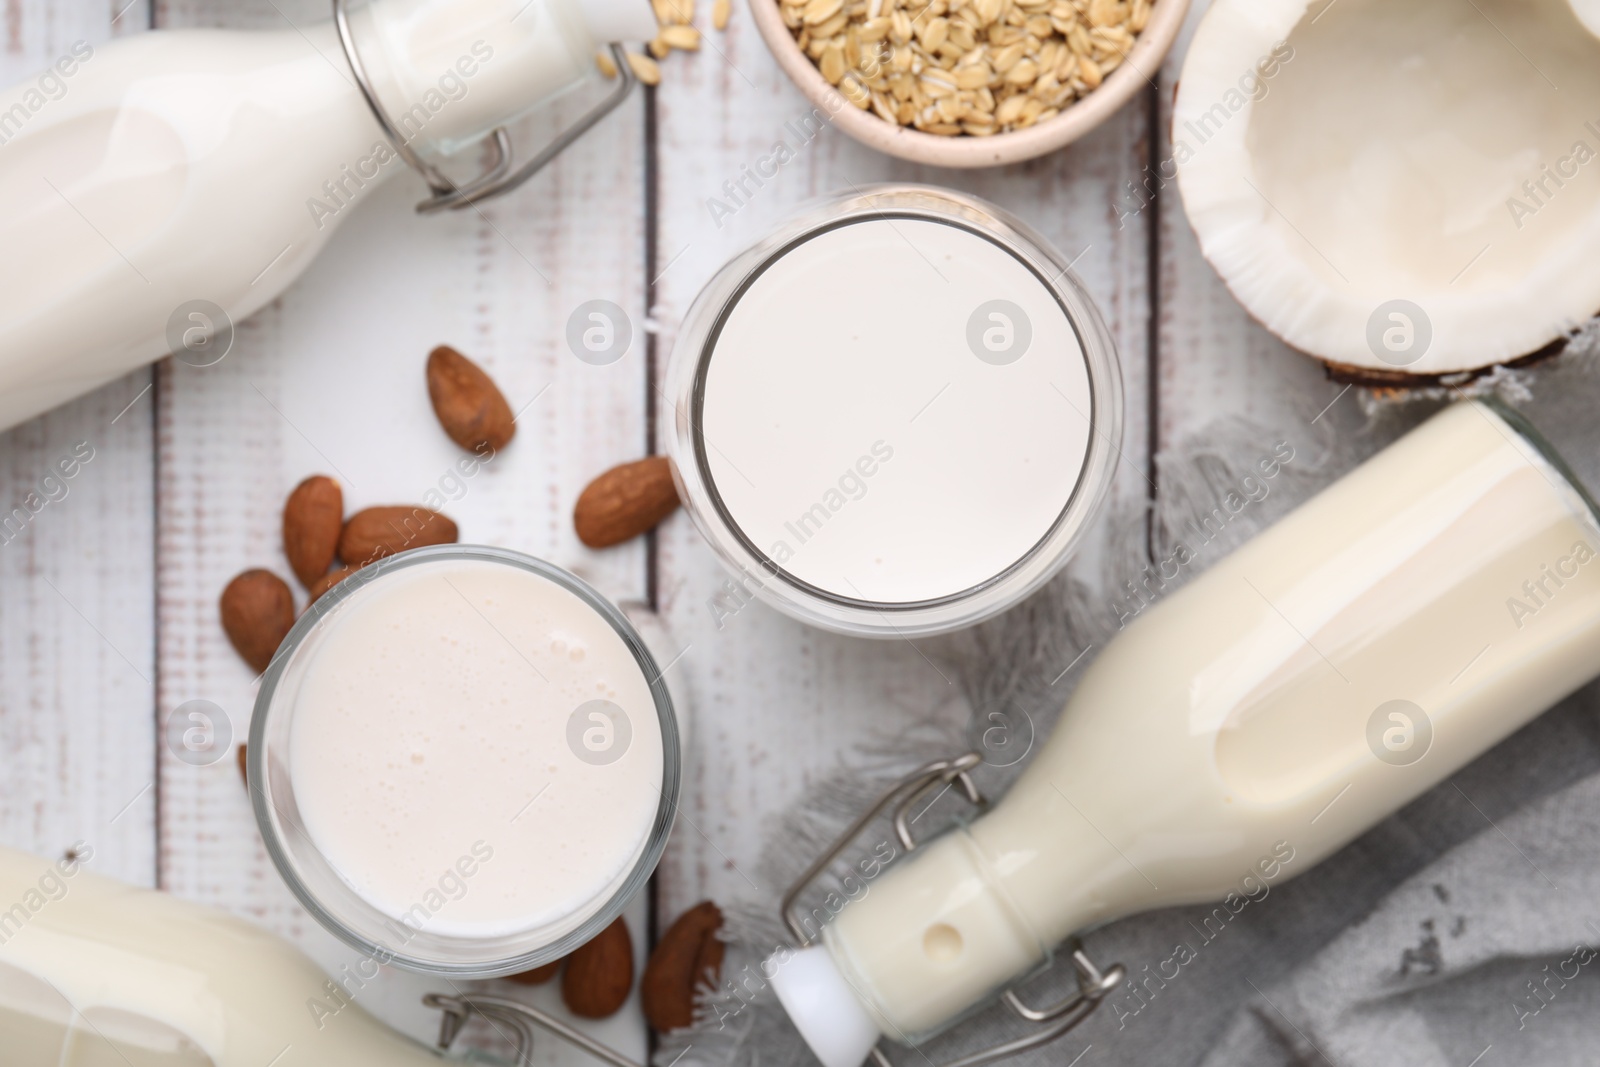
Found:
[151,0,650,1059]
[1153,0,1348,442]
[0,0,156,889]
[0,0,1386,1063]
[647,5,1154,923]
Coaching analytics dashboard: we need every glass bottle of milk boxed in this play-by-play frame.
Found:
[0,0,653,431]
[0,845,477,1066]
[772,399,1600,1066]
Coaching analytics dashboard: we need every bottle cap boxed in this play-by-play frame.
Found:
[769,945,883,1067]
[576,0,657,46]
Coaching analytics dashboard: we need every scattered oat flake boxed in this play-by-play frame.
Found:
[661,24,702,49]
[626,51,663,85]
[653,0,695,21]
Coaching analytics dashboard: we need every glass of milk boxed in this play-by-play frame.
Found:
[250,545,679,977]
[665,184,1125,638]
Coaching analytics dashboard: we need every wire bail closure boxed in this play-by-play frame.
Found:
[780,752,1125,1067]
[332,0,638,214]
[426,992,646,1067]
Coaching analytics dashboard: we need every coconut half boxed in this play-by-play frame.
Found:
[1175,0,1600,378]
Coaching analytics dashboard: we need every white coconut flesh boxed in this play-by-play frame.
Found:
[1175,0,1600,374]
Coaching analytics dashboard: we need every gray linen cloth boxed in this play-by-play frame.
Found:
[1199,736,1600,1067]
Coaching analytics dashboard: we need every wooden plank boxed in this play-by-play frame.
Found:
[0,0,156,887]
[648,20,1155,922]
[1154,0,1348,442]
[1052,13,1370,1060]
[152,0,652,1058]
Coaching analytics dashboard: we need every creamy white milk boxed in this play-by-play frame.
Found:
[670,187,1124,638]
[0,0,651,430]
[782,401,1600,1049]
[286,558,663,941]
[698,216,1094,604]
[0,846,448,1066]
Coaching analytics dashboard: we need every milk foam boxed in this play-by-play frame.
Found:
[287,559,663,938]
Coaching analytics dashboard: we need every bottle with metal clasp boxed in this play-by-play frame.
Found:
[0,0,651,431]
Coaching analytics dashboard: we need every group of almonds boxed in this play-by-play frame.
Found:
[220,345,680,675]
[222,345,697,1020]
[219,345,501,674]
[511,901,725,1029]
[601,0,732,86]
[785,0,1149,135]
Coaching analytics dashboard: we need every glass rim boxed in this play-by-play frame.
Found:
[664,183,1125,638]
[248,543,681,978]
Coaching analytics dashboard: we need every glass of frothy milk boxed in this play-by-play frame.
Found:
[665,185,1124,637]
[249,545,679,977]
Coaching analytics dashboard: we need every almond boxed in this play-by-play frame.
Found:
[692,917,726,996]
[306,565,360,608]
[574,456,680,548]
[562,916,633,1018]
[220,569,296,673]
[427,345,515,454]
[237,743,248,787]
[338,506,458,566]
[642,901,723,1031]
[506,958,563,986]
[283,475,344,588]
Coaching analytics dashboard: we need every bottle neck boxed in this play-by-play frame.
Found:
[1482,396,1600,533]
[821,825,1054,1042]
[341,0,597,161]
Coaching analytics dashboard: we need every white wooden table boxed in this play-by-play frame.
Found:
[0,0,1344,1062]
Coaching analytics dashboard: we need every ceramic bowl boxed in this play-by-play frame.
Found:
[748,0,1191,167]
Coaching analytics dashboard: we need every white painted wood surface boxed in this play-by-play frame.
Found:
[0,0,1346,1062]
[0,0,156,890]
[1153,0,1343,442]
[146,0,651,1057]
[648,22,1155,923]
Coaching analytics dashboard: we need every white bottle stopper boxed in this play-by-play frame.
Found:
[769,945,883,1067]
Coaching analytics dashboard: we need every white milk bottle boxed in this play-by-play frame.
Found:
[771,399,1600,1067]
[0,0,653,431]
[0,844,468,1066]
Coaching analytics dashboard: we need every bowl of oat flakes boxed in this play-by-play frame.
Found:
[749,0,1188,166]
